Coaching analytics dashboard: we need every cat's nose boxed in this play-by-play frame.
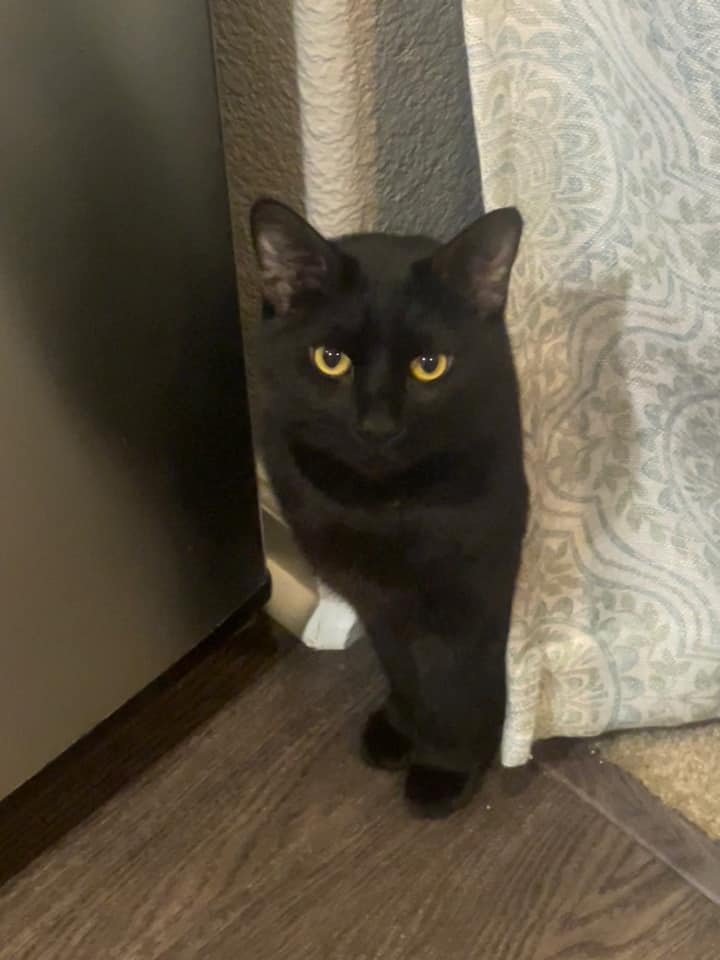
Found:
[356,412,404,445]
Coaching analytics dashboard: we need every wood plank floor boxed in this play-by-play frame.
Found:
[537,739,720,906]
[1,617,719,959]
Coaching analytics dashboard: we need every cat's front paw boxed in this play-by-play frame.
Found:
[404,764,478,819]
[361,709,413,771]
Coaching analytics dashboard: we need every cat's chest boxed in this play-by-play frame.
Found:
[289,480,459,583]
[264,437,480,580]
[295,487,410,553]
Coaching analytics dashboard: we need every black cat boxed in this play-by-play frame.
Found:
[250,199,528,818]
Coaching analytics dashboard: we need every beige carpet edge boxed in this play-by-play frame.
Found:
[599,723,720,841]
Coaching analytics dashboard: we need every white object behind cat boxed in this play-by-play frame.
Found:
[302,581,361,650]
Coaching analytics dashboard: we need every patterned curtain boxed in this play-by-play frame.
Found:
[462,1,720,764]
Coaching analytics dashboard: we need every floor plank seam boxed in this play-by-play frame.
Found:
[540,760,720,908]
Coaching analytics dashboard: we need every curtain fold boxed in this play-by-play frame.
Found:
[462,0,720,764]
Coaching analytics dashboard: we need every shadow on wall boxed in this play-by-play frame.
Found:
[0,0,263,625]
[372,0,483,239]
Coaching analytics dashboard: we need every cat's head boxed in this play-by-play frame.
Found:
[250,200,522,478]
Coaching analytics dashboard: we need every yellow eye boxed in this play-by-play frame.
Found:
[409,353,451,383]
[311,346,352,378]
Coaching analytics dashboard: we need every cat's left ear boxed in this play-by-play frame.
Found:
[430,207,523,314]
[250,198,342,315]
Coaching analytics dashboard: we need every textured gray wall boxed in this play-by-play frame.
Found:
[209,0,305,337]
[210,0,482,326]
[372,0,483,239]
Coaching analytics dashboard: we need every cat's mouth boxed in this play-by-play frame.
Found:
[290,439,456,507]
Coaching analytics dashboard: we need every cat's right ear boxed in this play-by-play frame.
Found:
[250,199,341,315]
[430,207,523,315]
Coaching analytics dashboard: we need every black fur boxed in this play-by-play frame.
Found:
[251,200,528,818]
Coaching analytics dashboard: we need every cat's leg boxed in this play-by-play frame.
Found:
[361,623,417,771]
[404,631,507,819]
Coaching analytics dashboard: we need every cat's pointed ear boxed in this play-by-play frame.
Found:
[430,207,523,314]
[250,199,341,315]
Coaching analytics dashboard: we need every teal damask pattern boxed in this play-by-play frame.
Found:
[462,0,720,764]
